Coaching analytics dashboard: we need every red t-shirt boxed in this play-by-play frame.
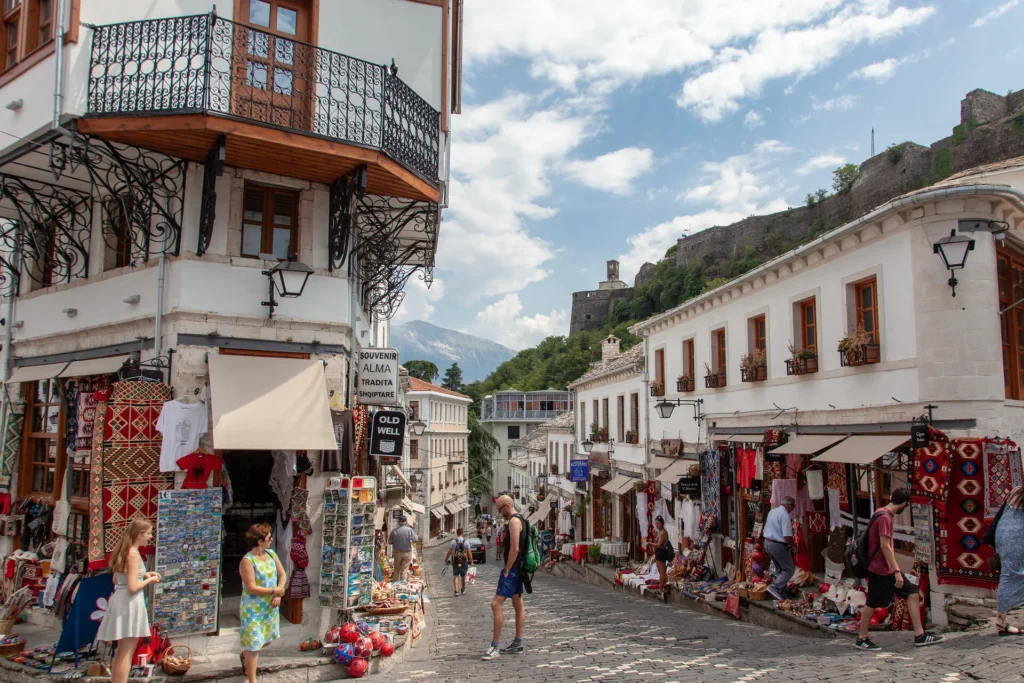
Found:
[867,510,895,575]
[176,453,223,490]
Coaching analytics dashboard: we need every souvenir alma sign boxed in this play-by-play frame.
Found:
[356,348,399,405]
[369,409,407,459]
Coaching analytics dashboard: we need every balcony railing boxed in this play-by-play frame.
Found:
[86,13,439,183]
[448,450,467,464]
[840,344,881,367]
[480,409,564,421]
[740,365,767,383]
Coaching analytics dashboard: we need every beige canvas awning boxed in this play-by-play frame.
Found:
[208,354,336,451]
[770,434,848,455]
[812,435,910,465]
[4,362,68,384]
[652,456,679,470]
[375,508,385,529]
[602,475,632,495]
[655,459,692,483]
[445,502,460,515]
[59,355,130,378]
[389,465,412,490]
[458,502,470,511]
[404,497,425,515]
[717,434,759,443]
[430,507,444,519]
[527,507,548,525]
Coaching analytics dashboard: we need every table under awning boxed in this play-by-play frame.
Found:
[812,435,910,465]
[4,362,68,383]
[602,475,633,495]
[431,507,444,519]
[655,459,692,483]
[770,434,849,455]
[59,355,130,378]
[207,353,336,451]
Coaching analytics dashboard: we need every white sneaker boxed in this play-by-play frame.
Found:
[482,646,500,661]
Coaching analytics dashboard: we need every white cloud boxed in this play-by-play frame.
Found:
[464,0,935,124]
[812,94,860,111]
[619,142,791,279]
[472,294,568,350]
[393,277,445,324]
[562,147,655,195]
[744,110,765,128]
[972,0,1021,27]
[796,153,846,175]
[850,57,903,82]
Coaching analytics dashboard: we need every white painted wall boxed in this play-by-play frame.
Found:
[574,373,647,467]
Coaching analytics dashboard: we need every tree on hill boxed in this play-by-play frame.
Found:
[467,411,497,495]
[405,360,439,382]
[442,362,464,392]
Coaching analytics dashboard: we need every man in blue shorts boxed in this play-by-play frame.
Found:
[483,494,526,660]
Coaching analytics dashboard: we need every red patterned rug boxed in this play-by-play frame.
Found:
[982,438,1023,522]
[912,429,953,511]
[935,438,999,589]
[88,394,109,569]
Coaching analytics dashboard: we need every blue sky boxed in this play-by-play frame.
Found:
[394,0,1024,350]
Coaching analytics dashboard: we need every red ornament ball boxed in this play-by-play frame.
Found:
[368,632,385,650]
[874,607,889,621]
[340,624,360,644]
[354,636,373,658]
[752,551,764,563]
[819,583,831,595]
[379,642,395,657]
[347,657,368,678]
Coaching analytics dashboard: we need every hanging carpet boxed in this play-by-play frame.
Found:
[700,450,721,532]
[0,400,24,490]
[982,438,1023,522]
[911,428,953,511]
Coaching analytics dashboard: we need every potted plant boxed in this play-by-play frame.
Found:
[597,427,610,442]
[590,422,600,439]
[651,378,665,396]
[677,374,694,392]
[786,341,819,375]
[587,544,601,564]
[838,326,878,366]
[740,348,767,382]
[625,429,639,444]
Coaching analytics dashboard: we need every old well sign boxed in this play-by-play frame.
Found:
[369,410,407,461]
[357,348,399,405]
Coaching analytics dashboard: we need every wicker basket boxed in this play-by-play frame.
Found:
[160,645,192,675]
[0,637,25,656]
[748,588,768,601]
[365,605,409,616]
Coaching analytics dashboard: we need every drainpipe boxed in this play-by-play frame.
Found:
[642,334,651,482]
[154,251,166,359]
[347,234,360,408]
[52,0,72,135]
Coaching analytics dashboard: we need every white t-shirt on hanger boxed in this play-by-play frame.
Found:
[156,400,210,472]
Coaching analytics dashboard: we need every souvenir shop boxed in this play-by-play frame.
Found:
[615,425,1022,634]
[0,346,427,675]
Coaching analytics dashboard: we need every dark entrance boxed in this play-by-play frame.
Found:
[221,450,279,598]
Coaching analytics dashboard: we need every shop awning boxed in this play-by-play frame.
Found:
[716,434,759,443]
[58,355,130,379]
[4,362,68,384]
[770,434,848,455]
[389,465,412,490]
[655,459,692,483]
[207,354,336,451]
[527,507,548,526]
[375,509,385,529]
[404,497,425,515]
[445,502,460,515]
[602,475,632,495]
[812,435,910,465]
[652,456,680,470]
[431,507,444,519]
[458,502,470,511]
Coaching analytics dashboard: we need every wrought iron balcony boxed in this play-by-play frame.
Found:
[86,12,439,189]
[448,450,467,464]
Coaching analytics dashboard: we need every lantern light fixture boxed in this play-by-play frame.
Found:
[932,229,975,297]
[261,256,314,318]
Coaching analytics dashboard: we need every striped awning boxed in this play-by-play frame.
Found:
[430,507,444,519]
[445,502,460,514]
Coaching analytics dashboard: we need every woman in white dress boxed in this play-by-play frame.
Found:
[96,519,161,683]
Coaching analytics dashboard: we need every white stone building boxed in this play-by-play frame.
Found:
[0,0,462,646]
[406,377,471,541]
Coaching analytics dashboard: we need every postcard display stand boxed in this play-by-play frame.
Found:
[320,476,377,610]
[153,489,223,636]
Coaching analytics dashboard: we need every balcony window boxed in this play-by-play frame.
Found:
[507,425,520,440]
[2,0,19,71]
[998,246,1024,399]
[856,279,880,346]
[27,0,51,53]
[242,185,298,259]
[616,395,624,443]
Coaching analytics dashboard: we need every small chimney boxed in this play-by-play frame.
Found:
[601,335,621,363]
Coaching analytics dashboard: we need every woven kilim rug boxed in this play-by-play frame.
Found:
[88,394,109,569]
[982,438,1023,522]
[935,438,999,589]
[912,429,953,511]
[0,401,24,490]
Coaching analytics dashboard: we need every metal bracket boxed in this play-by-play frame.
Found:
[197,136,226,257]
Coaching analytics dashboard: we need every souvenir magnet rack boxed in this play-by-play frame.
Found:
[320,476,377,612]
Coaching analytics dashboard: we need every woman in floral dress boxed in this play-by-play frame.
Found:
[238,523,287,683]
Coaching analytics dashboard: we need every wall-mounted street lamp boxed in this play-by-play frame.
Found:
[580,438,614,454]
[654,397,705,421]
[932,229,975,297]
[261,256,314,318]
[409,419,427,436]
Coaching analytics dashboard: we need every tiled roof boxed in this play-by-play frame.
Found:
[407,377,471,399]
[569,343,645,387]
[943,156,1024,182]
[510,426,549,452]
[546,410,575,430]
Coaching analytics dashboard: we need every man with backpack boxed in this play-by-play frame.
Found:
[855,488,944,651]
[483,495,536,660]
[445,527,474,597]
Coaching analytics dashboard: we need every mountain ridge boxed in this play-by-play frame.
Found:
[391,320,515,383]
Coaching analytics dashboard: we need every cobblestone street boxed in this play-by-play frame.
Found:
[391,544,1024,683]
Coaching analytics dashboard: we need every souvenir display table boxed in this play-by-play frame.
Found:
[600,541,627,559]
[571,543,591,564]
[560,543,574,558]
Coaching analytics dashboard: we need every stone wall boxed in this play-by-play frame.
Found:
[569,287,633,334]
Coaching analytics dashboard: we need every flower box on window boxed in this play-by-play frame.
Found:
[677,376,694,393]
[785,356,819,375]
[740,365,767,382]
[624,430,639,445]
[839,344,881,367]
[705,372,726,389]
[650,379,665,397]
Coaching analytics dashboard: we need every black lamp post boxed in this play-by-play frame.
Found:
[932,229,975,297]
[653,397,705,421]
[580,438,594,453]
[262,257,314,318]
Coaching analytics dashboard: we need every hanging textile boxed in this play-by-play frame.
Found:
[700,450,721,532]
[75,380,107,460]
[661,439,681,458]
[270,451,297,512]
[289,531,311,599]
[981,437,1022,522]
[935,438,998,588]
[0,400,24,491]
[636,492,649,544]
[911,428,953,510]
[806,470,824,500]
[322,410,354,473]
[645,481,657,554]
[827,488,843,529]
[64,382,79,458]
[87,391,110,568]
[652,498,676,547]
[755,446,764,480]
[911,503,932,565]
[826,464,848,506]
[737,449,756,489]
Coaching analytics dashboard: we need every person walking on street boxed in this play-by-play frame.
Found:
[483,495,527,660]
[763,496,796,602]
[238,523,288,683]
[857,488,944,651]
[495,524,505,562]
[445,527,474,596]
[989,485,1024,635]
[652,516,674,595]
[389,516,418,582]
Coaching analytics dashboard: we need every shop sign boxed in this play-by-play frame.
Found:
[369,409,406,459]
[357,348,400,405]
[677,476,701,495]
[569,458,589,482]
[910,423,930,448]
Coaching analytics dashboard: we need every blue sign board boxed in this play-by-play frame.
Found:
[569,459,589,482]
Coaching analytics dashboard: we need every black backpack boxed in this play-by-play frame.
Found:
[453,540,467,568]
[844,510,889,579]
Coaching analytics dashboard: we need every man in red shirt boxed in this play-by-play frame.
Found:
[857,488,944,650]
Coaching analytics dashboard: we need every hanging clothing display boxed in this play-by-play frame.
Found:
[700,450,721,531]
[176,452,224,490]
[275,512,294,579]
[737,448,757,489]
[270,451,297,512]
[805,469,825,500]
[678,499,702,540]
[827,488,843,528]
[156,399,210,472]
[652,498,676,546]
[636,492,649,544]
[321,410,354,473]
[981,437,1022,522]
[289,531,311,599]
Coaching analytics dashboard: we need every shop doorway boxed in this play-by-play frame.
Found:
[221,450,280,598]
